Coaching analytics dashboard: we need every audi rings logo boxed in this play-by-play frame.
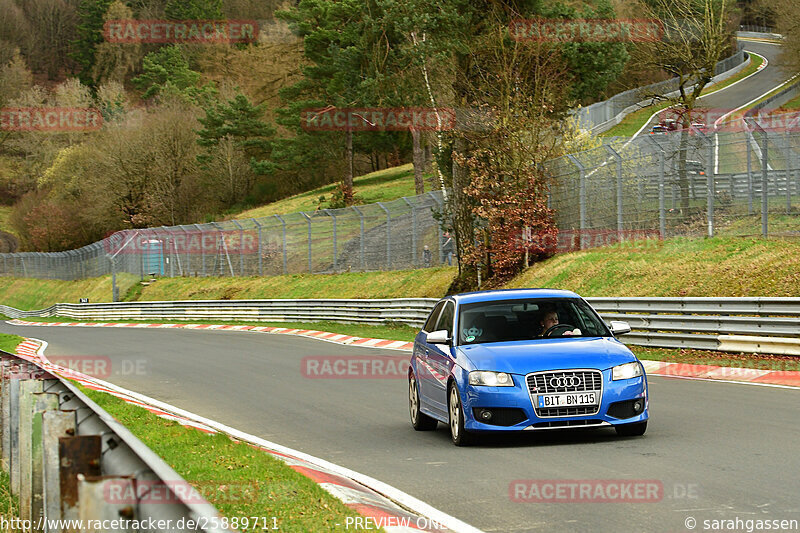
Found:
[550,375,581,388]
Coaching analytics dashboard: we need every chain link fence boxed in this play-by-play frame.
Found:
[546,112,800,246]
[0,192,449,281]
[3,108,800,282]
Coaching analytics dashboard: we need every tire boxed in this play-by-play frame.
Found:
[448,382,475,446]
[615,420,647,437]
[409,374,438,431]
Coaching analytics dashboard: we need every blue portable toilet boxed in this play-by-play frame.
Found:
[142,239,164,276]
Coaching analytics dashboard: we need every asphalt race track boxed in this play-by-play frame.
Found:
[1,323,798,533]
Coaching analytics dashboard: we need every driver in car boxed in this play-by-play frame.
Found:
[540,310,558,332]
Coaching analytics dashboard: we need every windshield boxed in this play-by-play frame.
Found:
[457,298,611,345]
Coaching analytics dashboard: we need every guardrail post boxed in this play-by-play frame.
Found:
[19,379,44,519]
[59,435,102,528]
[43,410,76,529]
[77,475,137,529]
[32,392,60,528]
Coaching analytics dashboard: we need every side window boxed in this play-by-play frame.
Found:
[435,302,455,337]
[423,302,445,332]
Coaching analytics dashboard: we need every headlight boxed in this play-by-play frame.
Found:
[469,371,514,387]
[612,362,643,380]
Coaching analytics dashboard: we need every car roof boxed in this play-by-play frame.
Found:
[447,288,581,305]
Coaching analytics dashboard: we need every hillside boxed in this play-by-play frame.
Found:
[3,237,800,311]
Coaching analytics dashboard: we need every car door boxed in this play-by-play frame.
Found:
[425,300,456,416]
[415,301,444,411]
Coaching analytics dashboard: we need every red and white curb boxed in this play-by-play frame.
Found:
[8,319,800,388]
[8,319,414,351]
[12,338,481,533]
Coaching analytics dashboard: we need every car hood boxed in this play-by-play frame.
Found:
[456,337,636,375]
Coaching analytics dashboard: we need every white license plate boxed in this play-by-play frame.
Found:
[538,392,597,407]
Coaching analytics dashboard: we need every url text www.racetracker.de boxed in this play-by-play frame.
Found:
[0,515,280,532]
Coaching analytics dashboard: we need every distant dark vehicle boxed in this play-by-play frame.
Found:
[685,160,705,176]
[660,118,678,131]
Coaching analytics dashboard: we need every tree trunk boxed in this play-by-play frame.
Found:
[451,135,474,279]
[411,128,425,195]
[344,129,354,198]
[678,126,690,213]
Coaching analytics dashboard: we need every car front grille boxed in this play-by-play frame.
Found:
[527,370,603,418]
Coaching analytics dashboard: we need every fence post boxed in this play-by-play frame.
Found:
[252,218,263,276]
[301,212,312,273]
[762,129,769,237]
[274,215,288,275]
[426,191,445,264]
[746,125,754,214]
[193,224,205,277]
[706,135,715,237]
[324,209,338,272]
[402,197,417,266]
[352,207,365,271]
[566,155,587,248]
[378,202,391,269]
[605,145,624,234]
[784,132,792,215]
[232,220,245,276]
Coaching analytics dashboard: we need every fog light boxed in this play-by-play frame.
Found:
[633,401,642,413]
[480,409,492,421]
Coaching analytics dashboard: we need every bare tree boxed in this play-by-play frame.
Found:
[633,0,734,211]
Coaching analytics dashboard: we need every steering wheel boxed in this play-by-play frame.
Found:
[542,324,576,338]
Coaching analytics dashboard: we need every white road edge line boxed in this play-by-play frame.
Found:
[713,65,798,173]
[25,337,484,533]
[649,373,800,390]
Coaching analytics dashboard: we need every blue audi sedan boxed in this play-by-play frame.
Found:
[408,289,648,445]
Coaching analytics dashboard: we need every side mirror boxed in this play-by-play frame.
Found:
[426,330,452,345]
[609,321,631,336]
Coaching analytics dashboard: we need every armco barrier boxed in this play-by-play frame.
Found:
[0,346,231,533]
[3,297,800,354]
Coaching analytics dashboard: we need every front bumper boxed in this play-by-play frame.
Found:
[459,368,648,432]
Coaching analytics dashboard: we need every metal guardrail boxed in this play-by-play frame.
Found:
[3,297,800,353]
[2,299,441,328]
[0,346,231,533]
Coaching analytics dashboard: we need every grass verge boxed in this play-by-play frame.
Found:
[134,268,455,302]
[0,275,139,310]
[507,236,800,297]
[79,385,382,532]
[0,333,23,354]
[232,164,419,220]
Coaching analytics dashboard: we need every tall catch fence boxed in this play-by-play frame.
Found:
[3,110,800,281]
